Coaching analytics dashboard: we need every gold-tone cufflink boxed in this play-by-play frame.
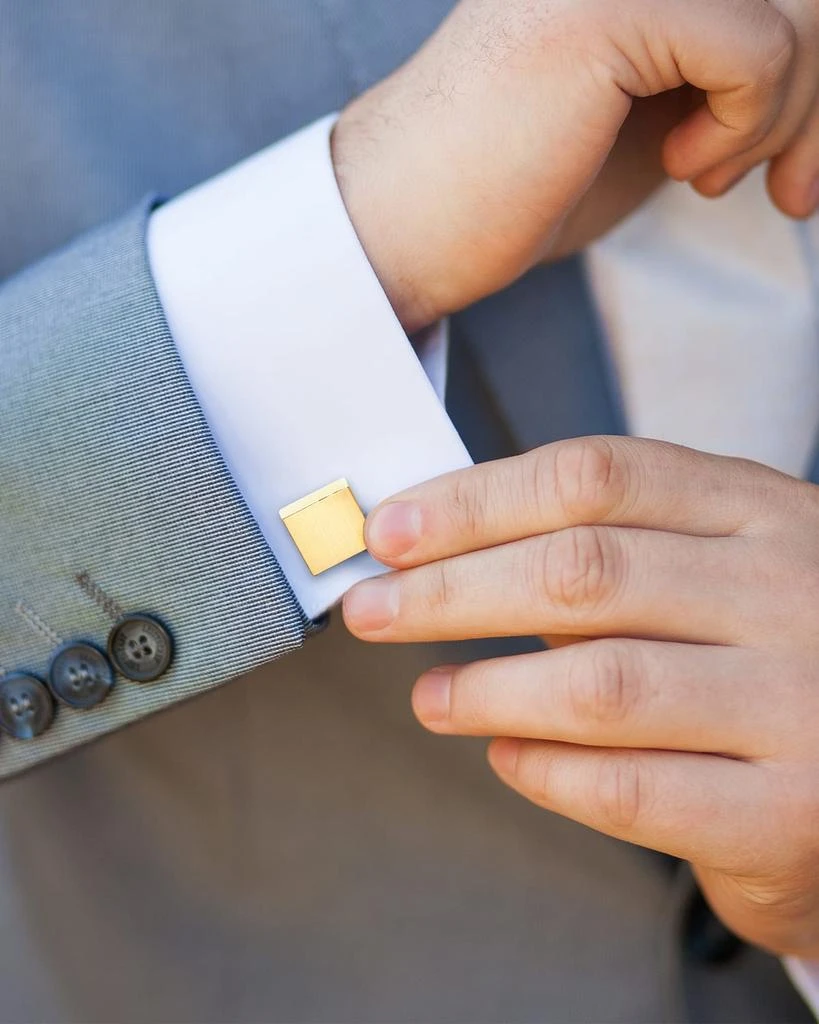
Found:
[279,478,367,575]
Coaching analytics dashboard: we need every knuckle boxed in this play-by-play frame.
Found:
[448,473,484,542]
[760,14,797,79]
[540,525,622,612]
[594,752,647,831]
[569,642,639,726]
[750,15,797,106]
[551,437,627,524]
[711,12,796,143]
[423,559,459,616]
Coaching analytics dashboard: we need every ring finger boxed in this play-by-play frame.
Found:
[412,640,783,759]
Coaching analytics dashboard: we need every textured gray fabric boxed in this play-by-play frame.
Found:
[0,619,685,1024]
[0,201,308,776]
[455,257,628,448]
[0,1,812,1021]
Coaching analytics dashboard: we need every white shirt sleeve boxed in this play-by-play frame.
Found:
[784,957,819,1018]
[146,114,472,621]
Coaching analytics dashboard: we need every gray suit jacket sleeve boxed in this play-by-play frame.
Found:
[0,199,313,779]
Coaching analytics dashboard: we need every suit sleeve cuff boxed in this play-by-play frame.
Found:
[146,114,471,620]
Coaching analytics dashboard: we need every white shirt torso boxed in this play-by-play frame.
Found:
[587,167,819,479]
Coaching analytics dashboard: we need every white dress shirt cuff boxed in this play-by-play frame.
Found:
[147,115,471,620]
[784,957,819,1018]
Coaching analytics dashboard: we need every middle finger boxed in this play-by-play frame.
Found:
[344,527,760,644]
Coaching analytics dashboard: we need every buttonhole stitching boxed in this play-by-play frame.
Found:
[14,602,63,648]
[74,571,123,623]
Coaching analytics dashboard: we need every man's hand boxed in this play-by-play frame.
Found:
[343,438,819,959]
[332,0,819,332]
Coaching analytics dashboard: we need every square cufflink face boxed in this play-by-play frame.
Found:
[279,479,367,575]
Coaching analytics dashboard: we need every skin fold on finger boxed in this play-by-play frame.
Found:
[691,84,819,207]
[767,96,819,217]
[676,40,818,201]
[693,861,819,959]
[411,640,782,759]
[364,436,789,570]
[658,0,798,182]
[343,528,764,646]
[663,104,773,185]
[668,0,819,199]
[715,0,819,216]
[688,160,752,200]
[486,737,780,871]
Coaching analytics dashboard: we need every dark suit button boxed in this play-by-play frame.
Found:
[683,887,743,965]
[0,674,54,739]
[49,643,114,710]
[108,614,173,682]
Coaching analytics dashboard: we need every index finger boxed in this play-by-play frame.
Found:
[364,436,789,568]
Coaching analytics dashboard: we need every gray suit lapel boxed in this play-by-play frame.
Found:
[451,256,627,454]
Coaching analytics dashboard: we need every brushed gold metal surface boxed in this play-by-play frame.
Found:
[280,478,366,575]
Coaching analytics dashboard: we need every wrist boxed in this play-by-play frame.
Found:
[331,91,440,334]
[332,82,530,335]
[330,10,629,332]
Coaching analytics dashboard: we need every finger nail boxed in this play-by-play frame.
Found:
[413,667,453,724]
[366,501,422,559]
[490,737,521,777]
[343,576,399,633]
